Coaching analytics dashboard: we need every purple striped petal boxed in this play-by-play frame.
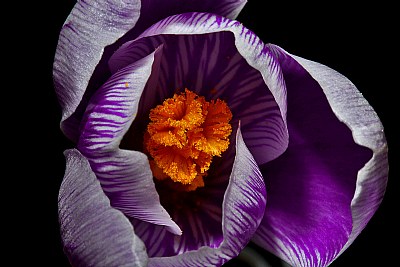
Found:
[146,127,266,267]
[78,49,181,235]
[119,0,247,42]
[53,0,141,141]
[131,219,176,257]
[251,45,388,267]
[59,149,148,267]
[109,12,289,165]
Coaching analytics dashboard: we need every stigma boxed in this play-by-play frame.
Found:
[145,89,232,191]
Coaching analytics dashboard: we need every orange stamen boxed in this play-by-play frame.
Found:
[145,89,232,191]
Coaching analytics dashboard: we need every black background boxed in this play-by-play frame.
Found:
[17,0,397,266]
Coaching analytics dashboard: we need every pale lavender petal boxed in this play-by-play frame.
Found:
[59,149,148,267]
[78,49,181,235]
[148,127,266,267]
[109,12,289,165]
[251,45,388,267]
[53,0,140,141]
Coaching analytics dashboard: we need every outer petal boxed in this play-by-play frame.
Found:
[148,127,267,266]
[78,49,181,235]
[252,45,388,267]
[53,0,141,141]
[58,149,148,267]
[109,12,289,165]
[290,50,389,259]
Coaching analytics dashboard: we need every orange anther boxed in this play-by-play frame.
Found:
[145,89,232,191]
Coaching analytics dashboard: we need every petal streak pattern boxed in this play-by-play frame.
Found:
[53,0,141,141]
[78,50,181,235]
[59,149,148,267]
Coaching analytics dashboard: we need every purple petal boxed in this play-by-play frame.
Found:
[251,45,388,267]
[148,127,267,267]
[58,149,148,266]
[78,49,181,235]
[290,49,389,258]
[109,12,289,165]
[53,0,141,141]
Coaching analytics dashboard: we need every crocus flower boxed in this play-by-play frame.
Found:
[53,1,389,266]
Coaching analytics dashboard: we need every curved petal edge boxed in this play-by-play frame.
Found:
[77,48,182,235]
[288,52,389,257]
[58,149,148,267]
[53,0,141,141]
[259,45,389,266]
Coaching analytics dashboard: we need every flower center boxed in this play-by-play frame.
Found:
[144,89,232,192]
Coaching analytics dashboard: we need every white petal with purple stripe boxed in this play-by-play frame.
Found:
[78,49,181,235]
[53,0,140,140]
[59,149,148,266]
